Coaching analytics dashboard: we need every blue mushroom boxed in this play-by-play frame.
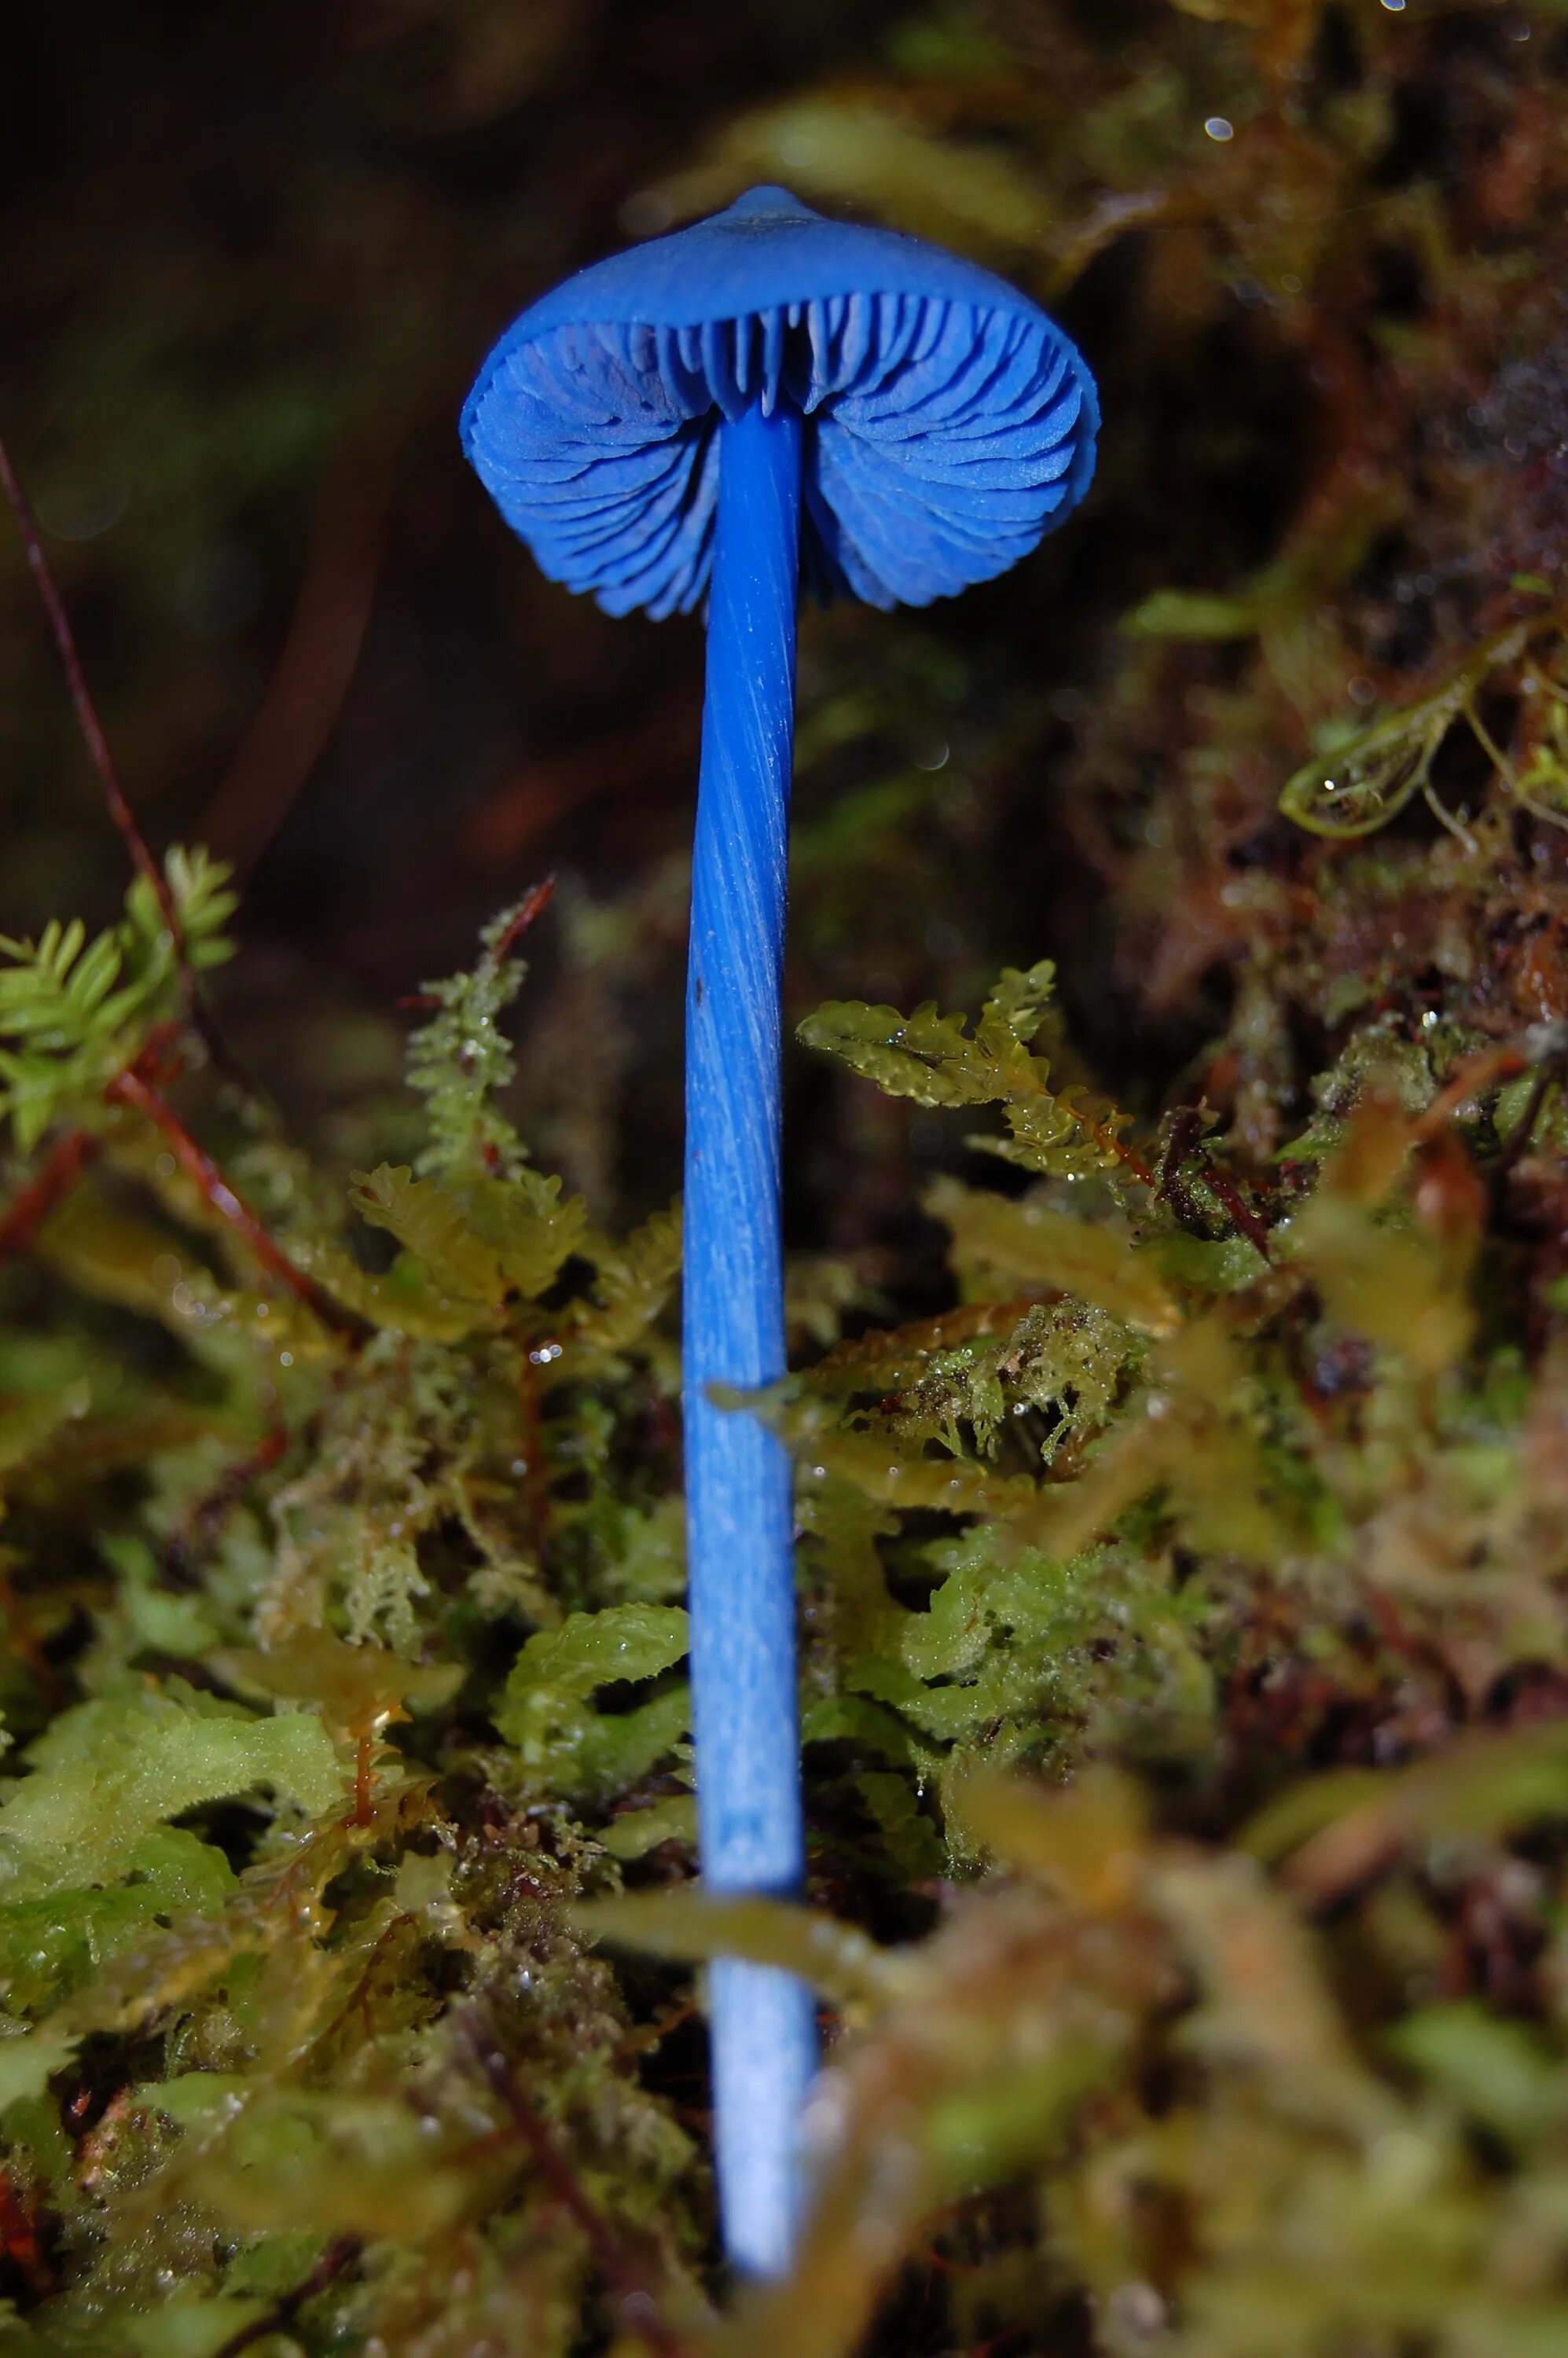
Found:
[461,184,1098,2279]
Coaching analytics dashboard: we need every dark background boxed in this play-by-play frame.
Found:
[1,1,914,942]
[5,0,1560,1228]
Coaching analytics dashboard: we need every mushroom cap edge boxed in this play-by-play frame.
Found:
[461,185,1099,617]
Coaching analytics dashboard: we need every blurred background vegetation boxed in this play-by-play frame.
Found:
[5,2,1568,2352]
[4,0,1521,1220]
[6,0,1566,1226]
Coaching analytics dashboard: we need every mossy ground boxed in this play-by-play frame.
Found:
[3,2,1568,2352]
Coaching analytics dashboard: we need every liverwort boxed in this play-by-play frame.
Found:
[461,184,1098,2276]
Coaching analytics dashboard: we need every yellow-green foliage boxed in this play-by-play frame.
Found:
[0,851,234,1151]
[799,960,1137,1181]
[4,0,1568,2351]
[0,871,709,2354]
[0,887,1560,2358]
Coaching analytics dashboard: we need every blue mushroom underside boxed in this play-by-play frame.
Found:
[462,292,1096,618]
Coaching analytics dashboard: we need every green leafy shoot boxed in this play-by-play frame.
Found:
[404,890,546,1181]
[350,1162,586,1319]
[0,847,236,1151]
[0,1684,343,1900]
[799,960,1143,1182]
[1279,612,1568,839]
[495,1603,691,1802]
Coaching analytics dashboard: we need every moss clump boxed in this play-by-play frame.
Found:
[4,1,1568,2352]
[0,840,1564,2355]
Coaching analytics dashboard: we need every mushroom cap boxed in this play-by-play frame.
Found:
[461,186,1097,619]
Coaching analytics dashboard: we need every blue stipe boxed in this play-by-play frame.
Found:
[460,185,1099,2278]
[684,398,814,2275]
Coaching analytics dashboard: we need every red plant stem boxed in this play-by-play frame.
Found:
[1158,1107,1271,1256]
[196,412,404,875]
[1159,1106,1203,1188]
[1158,1106,1207,1229]
[1199,1161,1273,1261]
[463,2022,692,2358]
[164,1417,290,1585]
[352,1728,376,1827]
[210,2237,362,2358]
[0,1128,101,1259]
[1107,1131,1156,1188]
[490,872,556,964]
[0,2167,51,2295]
[398,872,556,1019]
[105,1063,373,1344]
[0,427,266,1104]
[1415,1045,1529,1142]
[0,431,189,974]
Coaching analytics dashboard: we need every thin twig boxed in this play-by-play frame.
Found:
[0,1129,101,1259]
[197,414,403,874]
[489,872,557,965]
[0,426,267,1105]
[460,2017,693,2358]
[0,2166,51,2296]
[210,2236,362,2358]
[1413,1045,1529,1142]
[965,2330,1030,2358]
[1199,1161,1273,1261]
[1158,1107,1272,1255]
[1157,1106,1208,1228]
[1111,1136,1157,1189]
[0,432,188,969]
[398,873,556,1019]
[163,1416,290,1586]
[106,1061,373,1345]
[464,698,696,868]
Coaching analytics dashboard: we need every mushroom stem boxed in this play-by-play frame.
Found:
[684,393,815,2276]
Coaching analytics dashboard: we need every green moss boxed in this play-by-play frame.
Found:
[5,0,1568,2348]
